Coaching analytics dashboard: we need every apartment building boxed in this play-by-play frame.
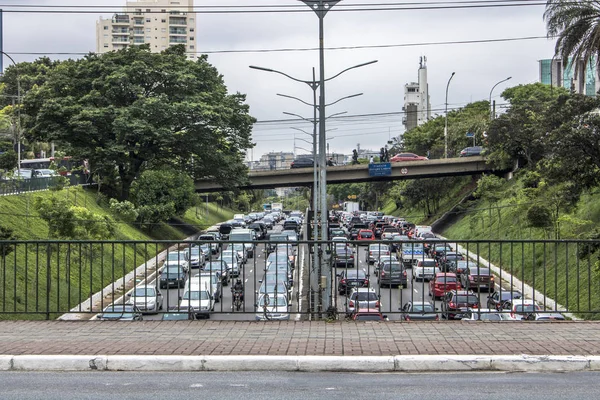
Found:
[96,0,197,59]
[539,57,599,96]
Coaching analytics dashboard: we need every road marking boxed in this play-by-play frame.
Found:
[245,279,248,283]
[190,384,204,388]
[249,269,253,273]
[414,289,418,293]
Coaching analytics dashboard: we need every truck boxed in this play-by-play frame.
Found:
[271,202,283,212]
[400,242,425,268]
[343,201,360,213]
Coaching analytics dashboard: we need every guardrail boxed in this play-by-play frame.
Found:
[0,239,597,321]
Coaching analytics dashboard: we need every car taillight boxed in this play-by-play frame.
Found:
[369,251,373,255]
[381,271,386,277]
[469,276,474,281]
[403,270,407,277]
[375,301,380,308]
[435,315,439,321]
[490,276,495,281]
[449,302,455,308]
[385,251,389,255]
[349,255,354,259]
[405,315,410,321]
[341,279,346,284]
[349,301,354,307]
[472,304,478,309]
[364,279,369,285]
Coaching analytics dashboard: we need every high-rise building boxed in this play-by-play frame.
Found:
[539,57,599,96]
[402,57,431,132]
[96,0,197,60]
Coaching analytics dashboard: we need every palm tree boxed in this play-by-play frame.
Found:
[544,0,600,78]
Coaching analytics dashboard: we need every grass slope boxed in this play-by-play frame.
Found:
[0,187,235,320]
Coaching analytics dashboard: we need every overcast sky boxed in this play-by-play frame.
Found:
[1,0,556,160]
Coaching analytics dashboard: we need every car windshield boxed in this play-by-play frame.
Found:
[515,304,538,313]
[163,267,182,275]
[182,291,209,301]
[384,263,403,272]
[167,253,185,262]
[419,260,437,268]
[360,232,373,238]
[470,268,491,275]
[455,295,479,303]
[206,262,226,270]
[410,304,435,313]
[189,248,201,256]
[132,288,156,297]
[258,295,287,307]
[346,270,366,279]
[501,292,522,301]
[435,277,457,283]
[354,292,378,301]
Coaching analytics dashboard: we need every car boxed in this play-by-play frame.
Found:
[374,254,399,276]
[265,260,293,287]
[400,301,439,321]
[459,146,484,157]
[281,229,299,245]
[97,304,143,321]
[258,277,290,300]
[33,168,59,178]
[441,290,480,320]
[179,286,214,319]
[290,158,314,169]
[486,290,523,311]
[351,308,387,321]
[345,287,380,316]
[429,272,461,299]
[125,285,163,314]
[332,245,355,268]
[356,229,375,242]
[165,251,189,273]
[187,246,206,269]
[378,261,407,288]
[461,266,495,292]
[217,253,240,278]
[337,269,369,295]
[204,260,230,286]
[413,258,441,282]
[330,229,347,239]
[438,251,465,272]
[448,260,477,277]
[508,299,541,320]
[535,312,566,321]
[192,272,222,302]
[248,222,268,240]
[231,243,249,264]
[161,306,195,320]
[159,264,187,289]
[389,153,428,162]
[255,293,291,321]
[367,243,391,264]
[461,308,511,321]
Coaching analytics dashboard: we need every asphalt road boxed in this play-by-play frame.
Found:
[333,244,496,321]
[2,371,599,400]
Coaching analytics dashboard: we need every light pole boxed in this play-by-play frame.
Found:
[1,51,21,177]
[444,72,455,159]
[489,76,511,120]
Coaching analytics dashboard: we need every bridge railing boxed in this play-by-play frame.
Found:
[0,239,597,321]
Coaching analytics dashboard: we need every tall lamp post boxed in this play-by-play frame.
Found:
[444,72,455,159]
[1,51,21,176]
[489,76,511,120]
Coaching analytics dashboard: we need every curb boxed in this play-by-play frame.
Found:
[1,355,599,372]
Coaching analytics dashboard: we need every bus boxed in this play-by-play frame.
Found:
[20,157,88,176]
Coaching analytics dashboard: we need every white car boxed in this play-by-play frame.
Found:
[126,285,163,314]
[461,308,511,321]
[413,258,441,281]
[508,299,541,320]
[255,293,290,321]
[179,282,214,319]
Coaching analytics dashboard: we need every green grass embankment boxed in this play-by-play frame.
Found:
[0,187,235,320]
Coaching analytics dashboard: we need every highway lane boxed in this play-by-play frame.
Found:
[334,243,497,320]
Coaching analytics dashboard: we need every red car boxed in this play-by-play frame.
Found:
[429,272,461,299]
[357,229,375,241]
[389,153,428,162]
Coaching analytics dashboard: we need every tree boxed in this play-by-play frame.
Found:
[131,168,195,227]
[23,45,255,200]
[34,196,76,239]
[473,174,506,237]
[0,150,17,172]
[545,1,600,78]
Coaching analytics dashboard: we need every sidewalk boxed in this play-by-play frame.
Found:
[1,320,599,356]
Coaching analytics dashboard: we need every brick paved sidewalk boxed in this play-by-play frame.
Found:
[1,321,599,356]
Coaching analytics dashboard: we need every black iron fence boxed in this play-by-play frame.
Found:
[0,239,598,321]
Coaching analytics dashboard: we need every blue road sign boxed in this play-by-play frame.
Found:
[466,132,475,138]
[369,162,392,177]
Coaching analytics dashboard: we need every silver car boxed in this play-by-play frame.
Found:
[345,287,380,316]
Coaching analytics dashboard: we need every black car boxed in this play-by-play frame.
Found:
[337,269,369,295]
[248,222,267,240]
[205,260,230,286]
[333,246,355,268]
[290,158,314,169]
[486,290,523,311]
[459,146,484,157]
[159,265,187,289]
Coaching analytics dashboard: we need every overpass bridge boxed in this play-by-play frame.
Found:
[195,156,509,192]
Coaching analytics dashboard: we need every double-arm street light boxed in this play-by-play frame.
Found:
[444,72,455,159]
[489,76,512,120]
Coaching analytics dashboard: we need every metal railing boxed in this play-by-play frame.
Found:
[0,238,597,321]
[0,174,90,196]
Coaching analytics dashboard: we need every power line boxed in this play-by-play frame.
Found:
[2,35,550,57]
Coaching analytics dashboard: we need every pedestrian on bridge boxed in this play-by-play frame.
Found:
[369,156,374,164]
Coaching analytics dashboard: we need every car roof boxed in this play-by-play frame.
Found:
[434,272,456,277]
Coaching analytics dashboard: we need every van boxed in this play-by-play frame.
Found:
[190,274,220,302]
[282,219,300,233]
[229,228,256,258]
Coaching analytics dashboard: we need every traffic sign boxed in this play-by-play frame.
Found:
[347,195,357,199]
[466,132,475,138]
[369,162,392,177]
[400,168,408,175]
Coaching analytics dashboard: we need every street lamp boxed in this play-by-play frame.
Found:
[489,76,512,120]
[444,72,455,159]
[1,51,22,177]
